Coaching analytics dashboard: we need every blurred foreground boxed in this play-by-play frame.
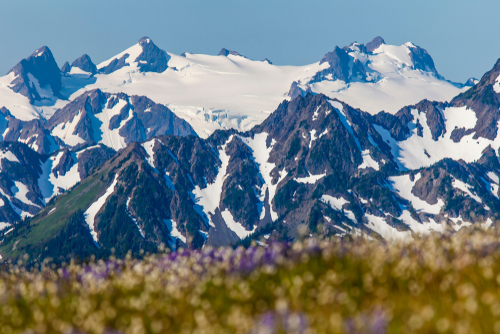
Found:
[0,228,500,333]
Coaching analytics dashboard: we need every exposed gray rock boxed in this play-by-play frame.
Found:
[52,148,75,177]
[366,36,385,53]
[311,46,350,82]
[98,54,130,74]
[135,36,170,73]
[60,61,71,74]
[396,100,448,141]
[46,89,197,149]
[7,46,62,103]
[130,95,197,137]
[77,145,116,179]
[451,58,500,140]
[345,42,368,54]
[218,48,247,58]
[407,43,438,75]
[71,54,97,75]
[351,58,367,81]
[262,58,273,64]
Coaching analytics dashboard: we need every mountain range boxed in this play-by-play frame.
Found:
[0,35,498,263]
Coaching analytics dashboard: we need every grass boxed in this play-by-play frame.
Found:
[0,227,499,333]
[0,170,110,258]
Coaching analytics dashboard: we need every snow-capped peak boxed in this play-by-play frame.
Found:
[218,48,247,58]
[97,36,170,75]
[6,45,62,105]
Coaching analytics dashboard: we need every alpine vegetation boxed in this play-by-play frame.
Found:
[0,229,499,333]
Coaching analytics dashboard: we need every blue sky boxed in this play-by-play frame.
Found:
[0,0,498,82]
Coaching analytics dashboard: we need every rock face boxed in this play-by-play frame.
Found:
[45,89,197,151]
[71,54,97,74]
[312,46,350,82]
[0,113,59,155]
[307,37,448,88]
[4,84,500,260]
[2,43,500,262]
[7,46,62,103]
[0,141,113,228]
[98,54,130,74]
[406,43,438,75]
[465,78,479,86]
[97,37,170,75]
[135,36,170,73]
[366,36,385,52]
[218,48,247,58]
[287,81,311,100]
[60,61,71,74]
[451,58,500,140]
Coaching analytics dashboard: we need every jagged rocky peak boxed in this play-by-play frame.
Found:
[313,46,350,82]
[60,61,71,74]
[262,58,273,64]
[98,36,170,75]
[344,42,367,54]
[135,36,170,73]
[366,36,385,53]
[7,46,62,103]
[450,58,500,140]
[395,99,448,141]
[46,88,196,151]
[71,54,97,75]
[218,48,247,58]
[405,42,438,75]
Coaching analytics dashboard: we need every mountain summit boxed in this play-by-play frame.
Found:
[7,46,62,103]
[97,36,170,75]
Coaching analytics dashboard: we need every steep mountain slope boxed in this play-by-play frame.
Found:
[369,58,500,170]
[0,41,498,263]
[7,85,500,262]
[0,135,221,260]
[45,89,196,151]
[0,142,114,232]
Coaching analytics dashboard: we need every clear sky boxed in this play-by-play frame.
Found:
[0,0,498,82]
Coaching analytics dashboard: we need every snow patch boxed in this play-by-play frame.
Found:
[0,150,19,163]
[51,110,86,146]
[84,174,119,246]
[494,74,500,94]
[321,195,348,211]
[164,172,175,191]
[295,171,326,184]
[452,178,482,203]
[38,150,81,203]
[141,138,158,171]
[365,214,412,242]
[488,171,499,184]
[220,209,256,240]
[126,197,145,238]
[164,219,187,249]
[11,182,39,207]
[358,150,380,171]
[240,133,286,221]
[389,173,444,214]
[192,135,233,227]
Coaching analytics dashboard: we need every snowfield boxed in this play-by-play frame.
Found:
[0,38,465,139]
